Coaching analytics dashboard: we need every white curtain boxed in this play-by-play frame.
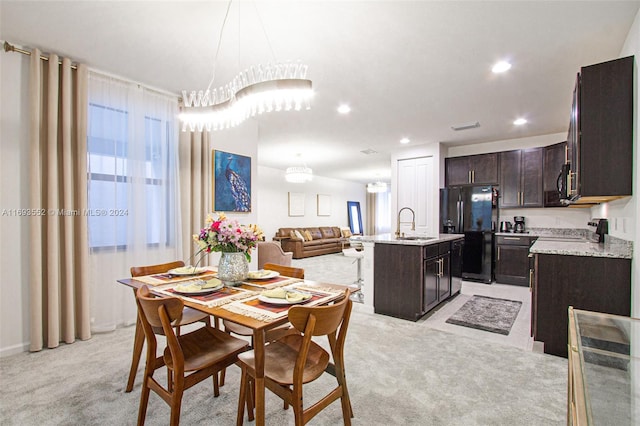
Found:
[87,72,182,332]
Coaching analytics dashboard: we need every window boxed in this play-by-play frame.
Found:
[87,101,175,250]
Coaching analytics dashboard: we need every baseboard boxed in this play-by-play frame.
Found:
[0,341,30,358]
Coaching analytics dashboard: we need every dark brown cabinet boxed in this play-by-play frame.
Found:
[494,235,537,286]
[374,240,458,321]
[499,148,543,208]
[566,56,634,204]
[445,153,499,186]
[543,142,567,207]
[532,253,631,358]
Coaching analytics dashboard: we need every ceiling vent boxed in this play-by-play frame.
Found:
[451,121,480,131]
[360,148,378,155]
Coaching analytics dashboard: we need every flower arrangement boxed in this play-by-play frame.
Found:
[193,212,264,262]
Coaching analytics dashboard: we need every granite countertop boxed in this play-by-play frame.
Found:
[350,233,464,246]
[524,228,633,259]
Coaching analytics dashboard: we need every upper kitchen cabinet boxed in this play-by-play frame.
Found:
[564,56,634,205]
[543,142,567,207]
[499,148,543,208]
[445,153,499,186]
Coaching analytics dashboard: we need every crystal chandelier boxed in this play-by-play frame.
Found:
[180,1,313,132]
[366,182,388,193]
[285,153,313,183]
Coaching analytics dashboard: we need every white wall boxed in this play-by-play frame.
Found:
[446,132,567,158]
[256,165,366,241]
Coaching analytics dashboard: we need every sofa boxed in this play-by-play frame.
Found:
[274,226,350,259]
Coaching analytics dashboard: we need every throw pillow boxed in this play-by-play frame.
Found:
[304,230,313,241]
[342,229,352,238]
[294,230,304,240]
[289,230,297,239]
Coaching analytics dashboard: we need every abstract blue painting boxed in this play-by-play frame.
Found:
[213,150,251,212]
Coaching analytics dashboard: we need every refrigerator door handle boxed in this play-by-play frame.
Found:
[459,201,464,232]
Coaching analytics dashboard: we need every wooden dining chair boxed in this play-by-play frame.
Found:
[219,263,305,387]
[236,289,354,426]
[135,285,250,426]
[125,261,211,393]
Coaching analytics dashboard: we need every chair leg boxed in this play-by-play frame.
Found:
[169,386,184,426]
[137,375,152,425]
[220,368,226,387]
[237,367,254,426]
[213,369,220,397]
[291,386,305,426]
[126,318,145,393]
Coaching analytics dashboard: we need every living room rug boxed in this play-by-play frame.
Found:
[445,295,522,335]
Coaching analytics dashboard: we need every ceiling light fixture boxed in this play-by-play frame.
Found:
[337,104,351,114]
[366,182,388,193]
[285,154,313,183]
[180,0,314,132]
[400,138,410,144]
[492,61,512,73]
[514,118,528,125]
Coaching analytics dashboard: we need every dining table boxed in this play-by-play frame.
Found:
[117,266,355,426]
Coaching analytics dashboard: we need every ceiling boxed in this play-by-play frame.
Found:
[2,1,638,184]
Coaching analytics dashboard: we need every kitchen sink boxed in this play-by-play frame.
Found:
[396,236,435,241]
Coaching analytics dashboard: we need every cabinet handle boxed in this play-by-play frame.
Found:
[468,170,472,183]
[472,170,475,183]
[565,145,569,163]
[503,237,521,240]
[529,269,533,292]
[497,246,501,260]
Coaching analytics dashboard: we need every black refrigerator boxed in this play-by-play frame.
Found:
[439,185,496,284]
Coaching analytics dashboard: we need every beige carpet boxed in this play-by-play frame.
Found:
[0,253,568,425]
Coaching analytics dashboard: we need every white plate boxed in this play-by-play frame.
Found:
[258,291,312,305]
[173,282,224,296]
[247,270,280,280]
[168,266,208,276]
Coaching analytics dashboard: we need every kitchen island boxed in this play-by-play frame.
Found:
[351,234,464,321]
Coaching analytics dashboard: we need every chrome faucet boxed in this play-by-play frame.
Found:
[395,207,415,238]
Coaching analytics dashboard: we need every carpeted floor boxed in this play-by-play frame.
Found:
[0,253,568,425]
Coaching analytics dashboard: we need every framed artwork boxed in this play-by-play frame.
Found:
[317,194,331,216]
[347,201,362,235]
[288,192,305,216]
[212,150,251,212]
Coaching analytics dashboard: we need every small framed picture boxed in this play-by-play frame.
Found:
[212,150,251,212]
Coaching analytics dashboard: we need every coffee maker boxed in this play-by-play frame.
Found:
[513,216,526,233]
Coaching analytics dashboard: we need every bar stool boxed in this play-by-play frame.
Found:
[342,247,364,303]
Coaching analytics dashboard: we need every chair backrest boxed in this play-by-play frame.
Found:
[288,289,351,337]
[136,285,184,330]
[263,263,304,279]
[131,260,185,277]
[258,241,292,269]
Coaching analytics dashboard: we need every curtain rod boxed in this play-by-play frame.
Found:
[3,41,78,70]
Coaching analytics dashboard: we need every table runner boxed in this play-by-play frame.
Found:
[153,285,255,307]
[132,267,217,286]
[222,285,343,321]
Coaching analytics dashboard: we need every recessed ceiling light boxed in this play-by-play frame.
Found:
[400,137,410,144]
[513,118,527,125]
[337,104,351,114]
[492,61,512,73]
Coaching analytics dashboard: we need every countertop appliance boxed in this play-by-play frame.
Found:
[499,221,513,232]
[587,218,608,243]
[440,185,496,284]
[513,216,526,233]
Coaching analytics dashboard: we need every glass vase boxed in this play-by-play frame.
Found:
[218,252,249,286]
